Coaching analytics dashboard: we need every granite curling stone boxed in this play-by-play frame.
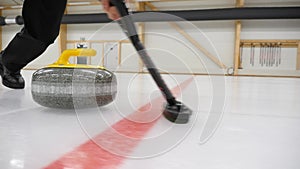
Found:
[31,49,117,109]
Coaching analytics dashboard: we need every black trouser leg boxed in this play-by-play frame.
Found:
[2,29,48,72]
[2,0,67,72]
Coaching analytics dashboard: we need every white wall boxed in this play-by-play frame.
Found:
[1,1,300,76]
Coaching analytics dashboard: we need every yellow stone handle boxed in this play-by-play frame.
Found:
[54,49,97,65]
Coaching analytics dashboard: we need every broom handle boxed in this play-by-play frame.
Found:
[110,0,177,105]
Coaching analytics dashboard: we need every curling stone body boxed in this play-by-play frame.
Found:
[31,49,117,109]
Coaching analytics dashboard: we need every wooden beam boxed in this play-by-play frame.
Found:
[145,2,227,69]
[240,39,300,48]
[59,10,68,53]
[233,0,244,75]
[66,40,130,43]
[170,23,227,69]
[241,39,300,43]
[297,42,300,70]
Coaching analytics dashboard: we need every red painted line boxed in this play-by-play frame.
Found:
[44,77,193,169]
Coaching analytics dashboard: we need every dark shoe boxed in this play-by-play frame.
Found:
[0,52,25,89]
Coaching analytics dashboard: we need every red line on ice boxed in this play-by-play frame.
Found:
[44,77,193,169]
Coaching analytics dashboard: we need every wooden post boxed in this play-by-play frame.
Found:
[297,42,300,70]
[102,43,105,67]
[236,0,244,8]
[88,42,92,64]
[136,2,146,72]
[59,25,67,53]
[59,10,68,53]
[233,0,244,75]
[118,42,122,65]
[137,2,146,44]
[233,21,242,75]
